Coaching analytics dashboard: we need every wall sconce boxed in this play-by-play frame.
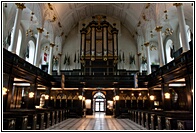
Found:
[164,92,170,99]
[3,87,8,95]
[78,95,83,100]
[115,95,119,101]
[82,97,85,101]
[29,92,34,98]
[149,95,155,101]
[131,93,134,96]
[45,95,49,100]
[113,96,116,101]
[139,93,141,96]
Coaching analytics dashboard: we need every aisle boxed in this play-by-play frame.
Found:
[45,113,147,130]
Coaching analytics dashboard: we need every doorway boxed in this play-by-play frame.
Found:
[93,91,106,112]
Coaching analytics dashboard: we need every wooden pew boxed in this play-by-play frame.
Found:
[134,110,138,123]
[140,111,146,127]
[58,110,63,122]
[130,110,135,121]
[3,118,16,130]
[157,115,165,130]
[55,110,59,124]
[137,111,141,125]
[44,112,50,128]
[4,109,47,130]
[4,112,28,130]
[150,113,157,130]
[50,110,55,126]
[165,117,193,130]
[177,120,193,130]
[145,112,151,129]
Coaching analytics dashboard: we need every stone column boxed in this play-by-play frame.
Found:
[34,28,44,67]
[155,26,165,67]
[137,53,142,74]
[174,3,190,52]
[8,3,26,53]
[144,42,151,75]
[57,53,62,75]
[48,43,55,75]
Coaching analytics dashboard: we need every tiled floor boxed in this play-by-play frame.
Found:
[45,113,147,130]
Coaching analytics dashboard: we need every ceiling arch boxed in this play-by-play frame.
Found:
[53,3,146,37]
[3,3,193,47]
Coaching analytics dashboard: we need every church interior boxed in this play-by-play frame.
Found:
[2,2,194,131]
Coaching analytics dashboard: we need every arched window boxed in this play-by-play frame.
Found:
[179,25,191,48]
[94,91,105,99]
[25,40,35,64]
[165,39,174,63]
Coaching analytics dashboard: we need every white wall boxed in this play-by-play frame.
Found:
[118,25,138,70]
[61,24,80,70]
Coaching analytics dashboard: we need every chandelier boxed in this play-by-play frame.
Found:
[26,12,34,36]
[26,4,34,37]
[163,10,174,36]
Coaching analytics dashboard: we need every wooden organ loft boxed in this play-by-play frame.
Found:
[80,16,119,75]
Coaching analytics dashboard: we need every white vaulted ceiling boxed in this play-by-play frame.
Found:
[3,2,193,47]
[51,3,145,36]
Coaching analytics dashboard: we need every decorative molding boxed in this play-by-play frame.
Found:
[50,43,55,47]
[144,42,150,47]
[48,3,53,10]
[145,3,150,9]
[37,28,44,33]
[15,3,26,10]
[137,53,141,56]
[173,3,183,7]
[155,26,162,32]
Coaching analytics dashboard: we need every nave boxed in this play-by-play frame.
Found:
[45,113,146,130]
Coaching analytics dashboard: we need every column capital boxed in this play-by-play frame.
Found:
[58,53,62,56]
[155,26,163,32]
[15,3,26,10]
[50,43,55,47]
[173,3,183,7]
[37,28,44,33]
[144,42,150,47]
[137,53,141,56]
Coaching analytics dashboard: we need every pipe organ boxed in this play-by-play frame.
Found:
[80,16,119,75]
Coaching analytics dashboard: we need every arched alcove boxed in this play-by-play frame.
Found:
[25,40,35,64]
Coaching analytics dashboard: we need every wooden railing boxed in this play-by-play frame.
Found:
[148,50,193,87]
[3,48,53,86]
